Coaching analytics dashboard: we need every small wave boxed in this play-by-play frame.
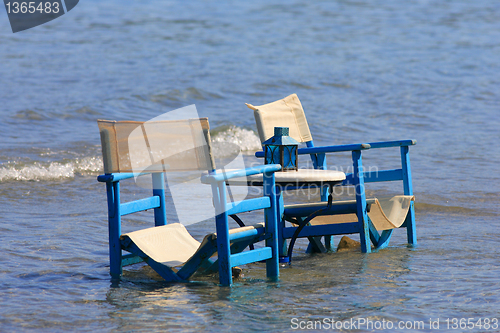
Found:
[211,126,261,157]
[0,157,103,181]
[135,87,224,105]
[415,202,494,216]
[12,109,49,121]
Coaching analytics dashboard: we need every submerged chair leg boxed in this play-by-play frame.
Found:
[107,181,123,278]
[276,193,288,258]
[368,220,394,250]
[405,204,417,245]
[401,146,417,245]
[215,182,232,286]
[264,171,279,280]
[352,150,371,253]
[305,236,328,253]
[216,215,232,286]
[320,183,334,252]
[305,181,332,254]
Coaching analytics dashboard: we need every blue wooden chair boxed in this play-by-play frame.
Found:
[97,118,281,286]
[246,94,416,260]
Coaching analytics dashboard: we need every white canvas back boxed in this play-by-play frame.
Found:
[246,93,313,143]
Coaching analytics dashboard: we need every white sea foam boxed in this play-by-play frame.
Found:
[0,157,103,181]
[211,126,261,157]
[73,156,103,174]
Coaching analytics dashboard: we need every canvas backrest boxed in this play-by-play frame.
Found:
[98,118,215,174]
[246,93,313,144]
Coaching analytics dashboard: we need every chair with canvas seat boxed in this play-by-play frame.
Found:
[246,93,416,260]
[97,117,281,286]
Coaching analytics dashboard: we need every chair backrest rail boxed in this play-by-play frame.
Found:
[343,169,404,185]
[120,196,160,216]
[226,197,271,216]
[228,227,266,242]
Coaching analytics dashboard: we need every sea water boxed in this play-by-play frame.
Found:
[0,0,499,332]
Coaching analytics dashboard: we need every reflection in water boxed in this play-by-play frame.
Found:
[104,246,419,331]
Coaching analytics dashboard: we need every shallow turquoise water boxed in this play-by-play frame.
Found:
[0,1,499,332]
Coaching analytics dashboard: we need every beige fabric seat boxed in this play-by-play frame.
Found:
[121,223,265,267]
[287,196,415,231]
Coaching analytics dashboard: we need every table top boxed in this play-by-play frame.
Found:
[226,169,346,187]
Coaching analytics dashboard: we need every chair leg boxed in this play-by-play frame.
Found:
[265,219,279,280]
[320,184,334,251]
[264,170,279,280]
[401,145,417,246]
[324,236,334,252]
[213,181,233,286]
[352,150,371,253]
[276,193,288,257]
[377,230,394,250]
[406,202,417,245]
[145,259,183,282]
[369,220,394,250]
[305,237,327,253]
[108,182,122,278]
[216,213,232,286]
[359,217,371,253]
